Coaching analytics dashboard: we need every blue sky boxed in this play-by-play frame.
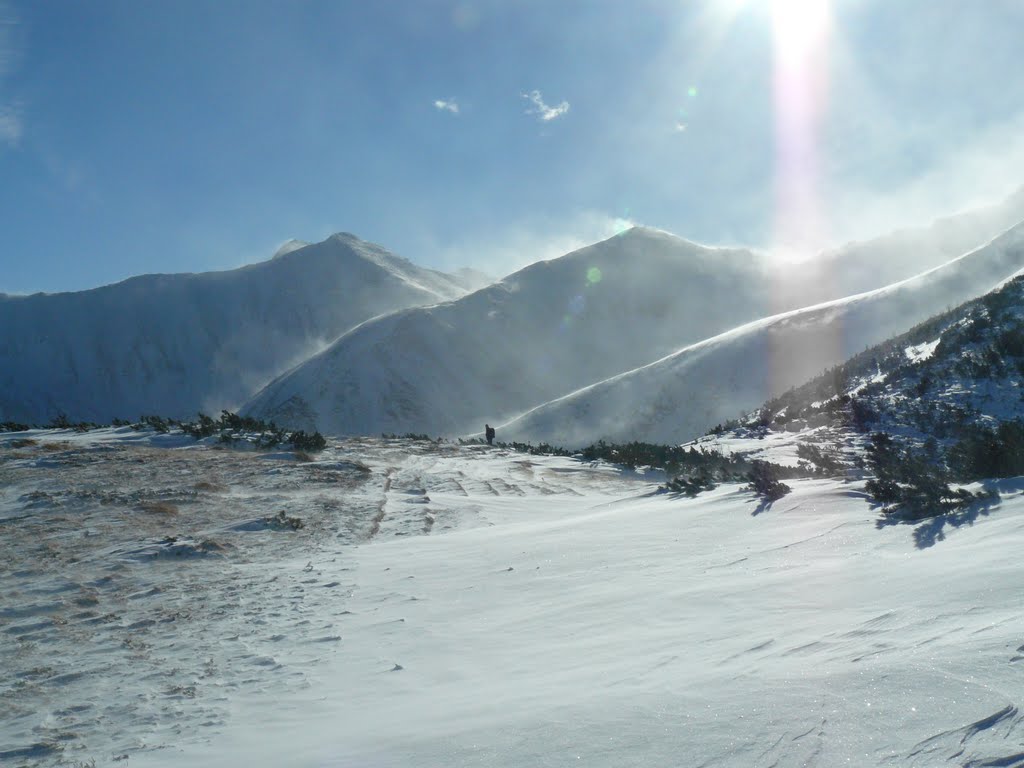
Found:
[1,0,1023,293]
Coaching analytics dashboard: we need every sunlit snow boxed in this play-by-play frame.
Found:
[3,430,1022,767]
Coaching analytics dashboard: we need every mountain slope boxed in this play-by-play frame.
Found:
[0,233,474,424]
[771,185,1024,310]
[749,269,1024,474]
[244,228,784,436]
[244,191,1024,440]
[498,221,1024,447]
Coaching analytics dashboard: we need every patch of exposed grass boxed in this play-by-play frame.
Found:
[139,501,179,515]
[265,510,304,530]
[193,481,226,493]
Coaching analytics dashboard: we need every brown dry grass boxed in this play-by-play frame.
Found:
[194,481,226,493]
[10,438,38,448]
[139,501,179,515]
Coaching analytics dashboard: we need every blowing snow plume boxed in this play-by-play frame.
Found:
[498,221,1024,448]
[244,209,1024,441]
[0,233,474,425]
[243,228,780,437]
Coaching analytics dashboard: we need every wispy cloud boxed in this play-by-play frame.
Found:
[522,90,569,122]
[433,98,460,114]
[0,106,20,146]
[0,3,23,148]
[0,2,17,75]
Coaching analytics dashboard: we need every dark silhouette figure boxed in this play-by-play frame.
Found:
[485,424,495,445]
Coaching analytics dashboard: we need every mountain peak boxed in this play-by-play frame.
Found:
[614,225,672,241]
[272,240,309,259]
[328,232,361,243]
[273,233,365,261]
[608,225,707,251]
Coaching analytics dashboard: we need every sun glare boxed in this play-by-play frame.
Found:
[771,0,832,256]
[772,0,830,66]
[704,0,834,257]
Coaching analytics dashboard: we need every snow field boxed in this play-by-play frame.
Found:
[3,431,1022,767]
[169,449,1023,767]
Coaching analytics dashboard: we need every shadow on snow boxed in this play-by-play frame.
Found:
[874,486,1007,549]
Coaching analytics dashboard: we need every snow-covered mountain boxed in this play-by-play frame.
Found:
[498,221,1024,447]
[0,233,478,425]
[757,268,1024,459]
[8,190,1024,436]
[244,194,1024,440]
[244,228,786,436]
[772,185,1024,310]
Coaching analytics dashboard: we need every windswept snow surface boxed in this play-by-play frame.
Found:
[3,431,1023,767]
[500,220,1024,447]
[0,233,474,426]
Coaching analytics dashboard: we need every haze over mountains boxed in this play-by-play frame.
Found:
[244,228,776,436]
[770,186,1024,311]
[246,191,1024,441]
[0,234,482,425]
[499,222,1024,447]
[5,189,1024,442]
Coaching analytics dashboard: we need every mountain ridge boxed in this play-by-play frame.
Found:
[497,219,1024,447]
[242,227,777,436]
[0,233,477,425]
[243,199,1024,440]
[8,190,1024,435]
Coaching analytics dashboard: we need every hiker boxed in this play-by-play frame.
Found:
[485,424,495,445]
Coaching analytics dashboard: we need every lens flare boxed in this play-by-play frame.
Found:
[586,267,603,285]
[773,0,831,255]
[771,0,838,396]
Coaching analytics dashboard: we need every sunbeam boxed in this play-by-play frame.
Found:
[772,0,833,255]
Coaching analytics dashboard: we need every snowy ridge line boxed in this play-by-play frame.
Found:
[242,226,780,436]
[497,218,1024,447]
[521,214,1024,406]
[0,232,477,426]
[244,197,1024,441]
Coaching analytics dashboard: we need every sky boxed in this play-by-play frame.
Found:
[1,0,1024,294]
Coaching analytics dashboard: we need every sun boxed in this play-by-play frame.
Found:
[704,0,835,254]
[712,0,833,59]
[771,0,831,67]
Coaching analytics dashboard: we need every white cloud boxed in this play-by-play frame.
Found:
[433,99,460,114]
[522,90,569,122]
